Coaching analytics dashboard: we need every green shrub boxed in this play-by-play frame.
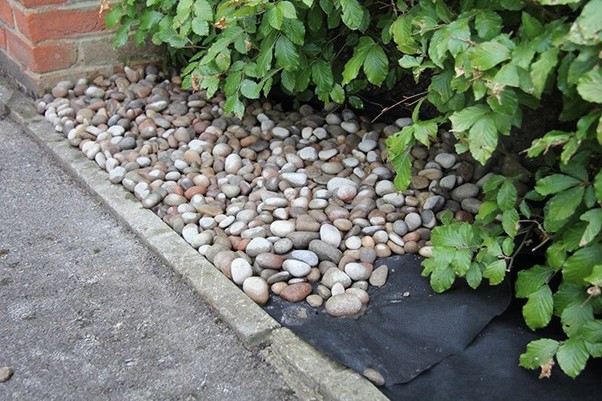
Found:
[105,0,601,379]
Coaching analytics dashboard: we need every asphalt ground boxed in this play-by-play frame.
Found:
[0,116,296,401]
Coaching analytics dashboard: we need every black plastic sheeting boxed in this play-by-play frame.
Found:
[263,254,601,400]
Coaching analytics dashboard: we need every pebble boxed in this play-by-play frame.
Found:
[243,276,269,304]
[325,293,363,317]
[41,66,485,312]
[0,366,14,382]
[363,368,385,386]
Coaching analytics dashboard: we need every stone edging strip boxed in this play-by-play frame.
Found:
[0,76,388,401]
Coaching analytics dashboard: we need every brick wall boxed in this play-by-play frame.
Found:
[0,0,159,95]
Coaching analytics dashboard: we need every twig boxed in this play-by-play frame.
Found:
[371,91,427,123]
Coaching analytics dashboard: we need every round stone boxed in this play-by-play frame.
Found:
[435,153,457,169]
[369,265,389,287]
[231,258,253,285]
[325,294,363,317]
[344,263,373,281]
[280,283,312,303]
[404,213,422,231]
[270,220,296,237]
[320,224,342,248]
[283,259,312,277]
[451,183,480,202]
[246,237,272,257]
[243,277,269,305]
[290,250,319,266]
[322,267,351,289]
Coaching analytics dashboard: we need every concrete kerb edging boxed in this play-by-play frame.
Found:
[0,77,388,401]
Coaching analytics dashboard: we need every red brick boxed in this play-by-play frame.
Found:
[6,30,77,73]
[0,0,14,29]
[0,27,6,49]
[14,7,106,43]
[17,0,69,7]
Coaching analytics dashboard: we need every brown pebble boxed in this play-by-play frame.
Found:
[404,241,419,254]
[402,231,421,242]
[279,283,312,302]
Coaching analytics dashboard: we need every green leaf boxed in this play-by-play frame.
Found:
[224,70,242,95]
[519,338,559,369]
[554,281,586,316]
[523,285,554,330]
[502,209,519,238]
[563,244,602,284]
[475,11,502,40]
[311,60,334,91]
[535,174,581,196]
[194,0,213,19]
[330,84,345,104]
[412,121,437,147]
[348,95,363,109]
[363,44,388,86]
[468,114,498,164]
[266,6,284,30]
[579,209,602,247]
[516,265,555,298]
[278,1,297,19]
[476,200,498,223]
[191,17,209,36]
[595,170,602,202]
[340,0,364,30]
[566,0,602,46]
[282,19,305,45]
[580,320,602,343]
[497,181,517,211]
[521,12,544,39]
[519,199,532,219]
[430,266,456,293]
[240,79,261,99]
[446,18,471,57]
[466,262,483,289]
[139,10,163,30]
[201,76,219,98]
[530,48,559,98]
[390,16,418,53]
[545,186,584,227]
[561,301,594,337]
[105,6,123,28]
[494,64,520,87]
[224,96,245,118]
[391,152,412,190]
[483,260,507,285]
[450,105,490,132]
[342,36,373,85]
[275,36,299,71]
[469,41,511,71]
[556,338,589,379]
[502,237,514,256]
[577,68,602,104]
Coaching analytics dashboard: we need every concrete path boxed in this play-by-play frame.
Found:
[0,116,295,401]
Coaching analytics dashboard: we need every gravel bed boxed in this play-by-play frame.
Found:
[37,65,489,317]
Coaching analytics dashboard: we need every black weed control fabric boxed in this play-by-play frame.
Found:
[263,254,602,400]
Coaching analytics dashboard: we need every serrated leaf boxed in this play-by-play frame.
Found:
[330,84,345,104]
[577,68,602,104]
[521,11,544,39]
[494,64,520,87]
[278,1,297,19]
[412,121,437,147]
[523,285,554,330]
[530,48,559,98]
[561,301,594,337]
[519,338,559,370]
[340,0,363,30]
[430,266,456,293]
[580,320,602,343]
[475,10,502,40]
[483,259,507,285]
[563,244,602,284]
[502,209,520,238]
[282,18,305,45]
[348,95,363,109]
[390,16,418,53]
[240,79,261,99]
[519,199,532,219]
[311,60,333,91]
[468,114,498,164]
[469,41,511,71]
[566,0,602,46]
[224,96,245,118]
[466,262,483,289]
[342,36,373,85]
[391,152,412,191]
[446,18,471,57]
[502,237,514,256]
[556,338,589,379]
[224,70,242,95]
[450,105,490,133]
[579,209,602,247]
[274,36,299,71]
[201,76,219,98]
[194,0,213,19]
[476,200,498,223]
[265,6,283,30]
[497,181,517,211]
[516,265,554,298]
[545,186,584,227]
[191,17,209,36]
[535,174,581,196]
[139,10,163,30]
[363,44,388,86]
[105,6,123,28]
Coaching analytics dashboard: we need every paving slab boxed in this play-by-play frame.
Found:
[0,75,387,400]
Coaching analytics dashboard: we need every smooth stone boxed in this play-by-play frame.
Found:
[306,294,323,307]
[224,154,243,174]
[344,263,373,281]
[245,237,272,257]
[320,224,342,248]
[290,250,319,266]
[283,259,312,278]
[392,220,408,236]
[440,175,457,190]
[346,287,370,305]
[309,240,343,264]
[327,177,358,192]
[242,277,269,305]
[325,293,362,317]
[363,368,385,386]
[461,198,482,214]
[280,283,312,303]
[369,265,388,287]
[404,212,422,231]
[298,147,318,161]
[270,220,296,237]
[281,172,307,187]
[287,232,320,249]
[231,258,253,285]
[435,153,457,169]
[419,246,433,258]
[266,271,291,285]
[345,236,362,250]
[321,267,351,289]
[375,180,395,196]
[423,195,445,212]
[331,282,345,296]
[255,253,284,270]
[273,238,294,254]
[451,183,480,202]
